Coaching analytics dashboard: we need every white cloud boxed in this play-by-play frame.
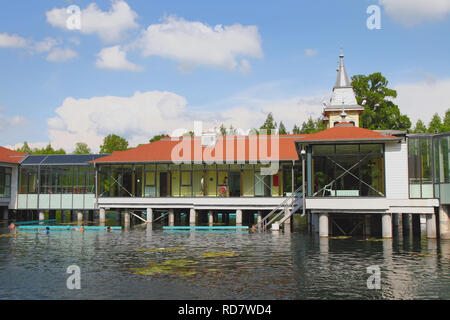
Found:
[136,15,263,72]
[96,45,142,71]
[44,88,325,152]
[34,37,61,53]
[0,33,28,48]
[46,91,192,152]
[5,142,49,151]
[46,0,139,42]
[0,112,28,133]
[393,78,450,124]
[305,48,317,56]
[46,48,78,62]
[379,0,450,26]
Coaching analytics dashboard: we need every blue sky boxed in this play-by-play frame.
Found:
[1,0,450,151]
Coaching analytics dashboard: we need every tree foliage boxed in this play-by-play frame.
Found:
[278,121,288,134]
[16,142,66,155]
[149,134,169,143]
[351,72,411,130]
[72,142,91,154]
[412,120,427,133]
[259,112,277,135]
[99,134,129,154]
[299,117,326,134]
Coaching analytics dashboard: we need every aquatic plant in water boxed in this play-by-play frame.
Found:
[201,251,239,258]
[130,258,198,276]
[0,233,21,238]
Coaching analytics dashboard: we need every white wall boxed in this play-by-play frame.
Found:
[385,141,409,199]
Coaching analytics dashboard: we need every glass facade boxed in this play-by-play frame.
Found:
[408,136,433,198]
[19,165,95,195]
[0,167,12,198]
[311,144,385,197]
[408,133,450,202]
[97,162,299,198]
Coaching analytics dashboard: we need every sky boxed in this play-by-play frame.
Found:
[1,0,450,152]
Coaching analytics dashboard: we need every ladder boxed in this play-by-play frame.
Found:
[256,185,304,231]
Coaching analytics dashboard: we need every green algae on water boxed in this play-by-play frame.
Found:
[328,236,352,240]
[130,258,197,276]
[0,233,21,238]
[201,251,239,258]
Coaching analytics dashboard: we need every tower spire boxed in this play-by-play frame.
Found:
[334,50,351,88]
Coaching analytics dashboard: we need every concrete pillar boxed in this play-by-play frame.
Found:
[402,213,411,237]
[77,211,83,223]
[3,207,9,220]
[124,210,131,228]
[99,208,106,224]
[382,213,392,239]
[208,211,213,226]
[168,209,175,227]
[364,215,371,237]
[146,208,153,223]
[257,211,262,225]
[412,214,421,237]
[189,208,196,226]
[39,211,45,221]
[236,209,242,226]
[319,213,329,238]
[439,205,450,240]
[426,213,437,239]
[284,208,292,229]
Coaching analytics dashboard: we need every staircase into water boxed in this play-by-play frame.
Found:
[256,185,304,231]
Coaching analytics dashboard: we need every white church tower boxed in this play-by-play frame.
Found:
[322,52,364,128]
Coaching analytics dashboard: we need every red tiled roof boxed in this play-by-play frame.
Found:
[297,125,399,142]
[92,134,307,163]
[0,146,26,164]
[91,126,399,164]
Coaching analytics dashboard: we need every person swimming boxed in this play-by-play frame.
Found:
[74,225,85,232]
[106,226,111,232]
[45,227,50,234]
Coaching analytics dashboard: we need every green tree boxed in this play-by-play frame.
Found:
[442,109,450,132]
[73,142,91,154]
[278,121,288,134]
[16,142,32,154]
[260,112,277,135]
[219,124,227,136]
[33,143,66,155]
[292,124,301,134]
[413,120,427,133]
[99,134,129,154]
[298,117,325,134]
[428,113,442,133]
[149,134,169,143]
[351,72,411,130]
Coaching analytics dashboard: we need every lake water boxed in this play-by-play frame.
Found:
[0,217,449,300]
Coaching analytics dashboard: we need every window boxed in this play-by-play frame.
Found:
[408,137,434,198]
[0,167,12,197]
[312,144,385,197]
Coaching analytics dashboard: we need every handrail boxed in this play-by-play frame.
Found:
[256,185,303,230]
[152,212,169,223]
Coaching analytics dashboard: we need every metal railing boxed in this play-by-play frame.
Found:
[256,185,303,230]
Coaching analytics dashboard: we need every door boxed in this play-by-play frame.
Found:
[229,172,241,197]
[160,172,168,197]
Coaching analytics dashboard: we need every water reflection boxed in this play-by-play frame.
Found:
[0,224,449,300]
